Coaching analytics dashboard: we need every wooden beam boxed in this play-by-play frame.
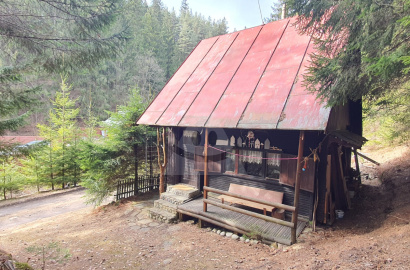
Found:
[177,208,291,245]
[324,155,331,224]
[203,199,295,228]
[354,149,362,184]
[177,209,249,237]
[357,151,380,166]
[157,127,167,194]
[338,147,351,209]
[203,128,209,212]
[234,149,239,174]
[291,130,305,244]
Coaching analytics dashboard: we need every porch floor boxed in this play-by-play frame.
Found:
[177,197,306,245]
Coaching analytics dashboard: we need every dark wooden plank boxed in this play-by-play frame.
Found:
[178,198,306,245]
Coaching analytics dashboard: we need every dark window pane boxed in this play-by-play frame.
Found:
[266,153,281,179]
[225,151,235,172]
[238,150,263,177]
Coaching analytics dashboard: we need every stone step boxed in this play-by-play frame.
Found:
[154,199,178,214]
[148,207,178,224]
[160,192,192,205]
[166,184,201,199]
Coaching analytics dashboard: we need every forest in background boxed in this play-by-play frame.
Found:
[0,0,229,201]
[2,0,228,133]
[0,0,408,203]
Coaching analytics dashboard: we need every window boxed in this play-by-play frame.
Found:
[266,153,281,179]
[238,150,263,177]
[194,146,224,173]
[225,151,235,173]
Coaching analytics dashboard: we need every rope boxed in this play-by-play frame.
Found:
[207,145,298,160]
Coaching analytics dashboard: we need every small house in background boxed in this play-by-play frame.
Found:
[137,18,365,245]
[0,136,44,147]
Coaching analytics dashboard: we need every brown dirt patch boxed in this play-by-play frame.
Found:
[1,148,409,269]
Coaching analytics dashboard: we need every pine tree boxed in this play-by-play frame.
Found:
[285,0,409,106]
[0,157,24,200]
[0,0,126,73]
[0,66,39,153]
[38,77,80,189]
[79,88,148,205]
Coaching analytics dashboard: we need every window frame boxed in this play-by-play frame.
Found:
[221,146,283,180]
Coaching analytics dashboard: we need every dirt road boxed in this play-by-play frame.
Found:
[0,188,93,231]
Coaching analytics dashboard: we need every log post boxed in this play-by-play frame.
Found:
[353,148,361,185]
[157,127,167,194]
[291,130,305,244]
[203,128,209,212]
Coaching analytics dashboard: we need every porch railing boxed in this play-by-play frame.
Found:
[116,175,160,200]
[203,186,296,229]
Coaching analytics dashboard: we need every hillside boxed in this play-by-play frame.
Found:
[1,145,409,269]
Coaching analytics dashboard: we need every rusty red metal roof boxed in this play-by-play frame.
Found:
[137,18,331,130]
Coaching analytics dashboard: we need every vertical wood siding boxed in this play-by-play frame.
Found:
[209,174,314,220]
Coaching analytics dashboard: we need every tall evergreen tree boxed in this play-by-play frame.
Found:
[79,88,148,205]
[284,0,409,106]
[38,77,80,189]
[0,0,125,153]
[0,0,126,73]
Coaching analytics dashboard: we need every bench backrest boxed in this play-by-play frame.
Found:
[228,183,283,204]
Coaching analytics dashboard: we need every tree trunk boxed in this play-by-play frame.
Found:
[157,127,167,194]
[50,141,54,191]
[3,161,6,200]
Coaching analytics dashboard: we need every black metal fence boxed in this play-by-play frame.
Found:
[116,175,160,200]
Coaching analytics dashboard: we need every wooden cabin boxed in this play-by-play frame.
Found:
[137,18,365,244]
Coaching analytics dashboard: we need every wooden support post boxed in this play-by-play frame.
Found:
[198,219,205,228]
[291,131,305,244]
[234,149,239,174]
[157,127,167,194]
[338,147,351,209]
[203,128,209,212]
[353,149,361,185]
[324,155,331,224]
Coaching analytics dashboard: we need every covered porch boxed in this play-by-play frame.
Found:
[177,196,307,245]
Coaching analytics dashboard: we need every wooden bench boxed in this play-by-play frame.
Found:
[218,184,285,219]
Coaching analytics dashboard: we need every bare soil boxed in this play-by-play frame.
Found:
[1,146,409,270]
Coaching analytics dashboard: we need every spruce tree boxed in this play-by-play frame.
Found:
[38,77,80,189]
[0,0,126,73]
[285,0,409,106]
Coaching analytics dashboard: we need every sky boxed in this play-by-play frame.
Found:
[161,0,277,32]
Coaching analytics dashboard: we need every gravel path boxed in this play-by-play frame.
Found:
[0,189,93,231]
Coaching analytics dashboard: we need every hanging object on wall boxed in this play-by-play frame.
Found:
[264,138,270,150]
[247,131,255,148]
[249,139,255,148]
[255,139,261,149]
[237,137,243,148]
[216,138,229,146]
[230,136,235,146]
[183,130,201,145]
[270,145,283,151]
